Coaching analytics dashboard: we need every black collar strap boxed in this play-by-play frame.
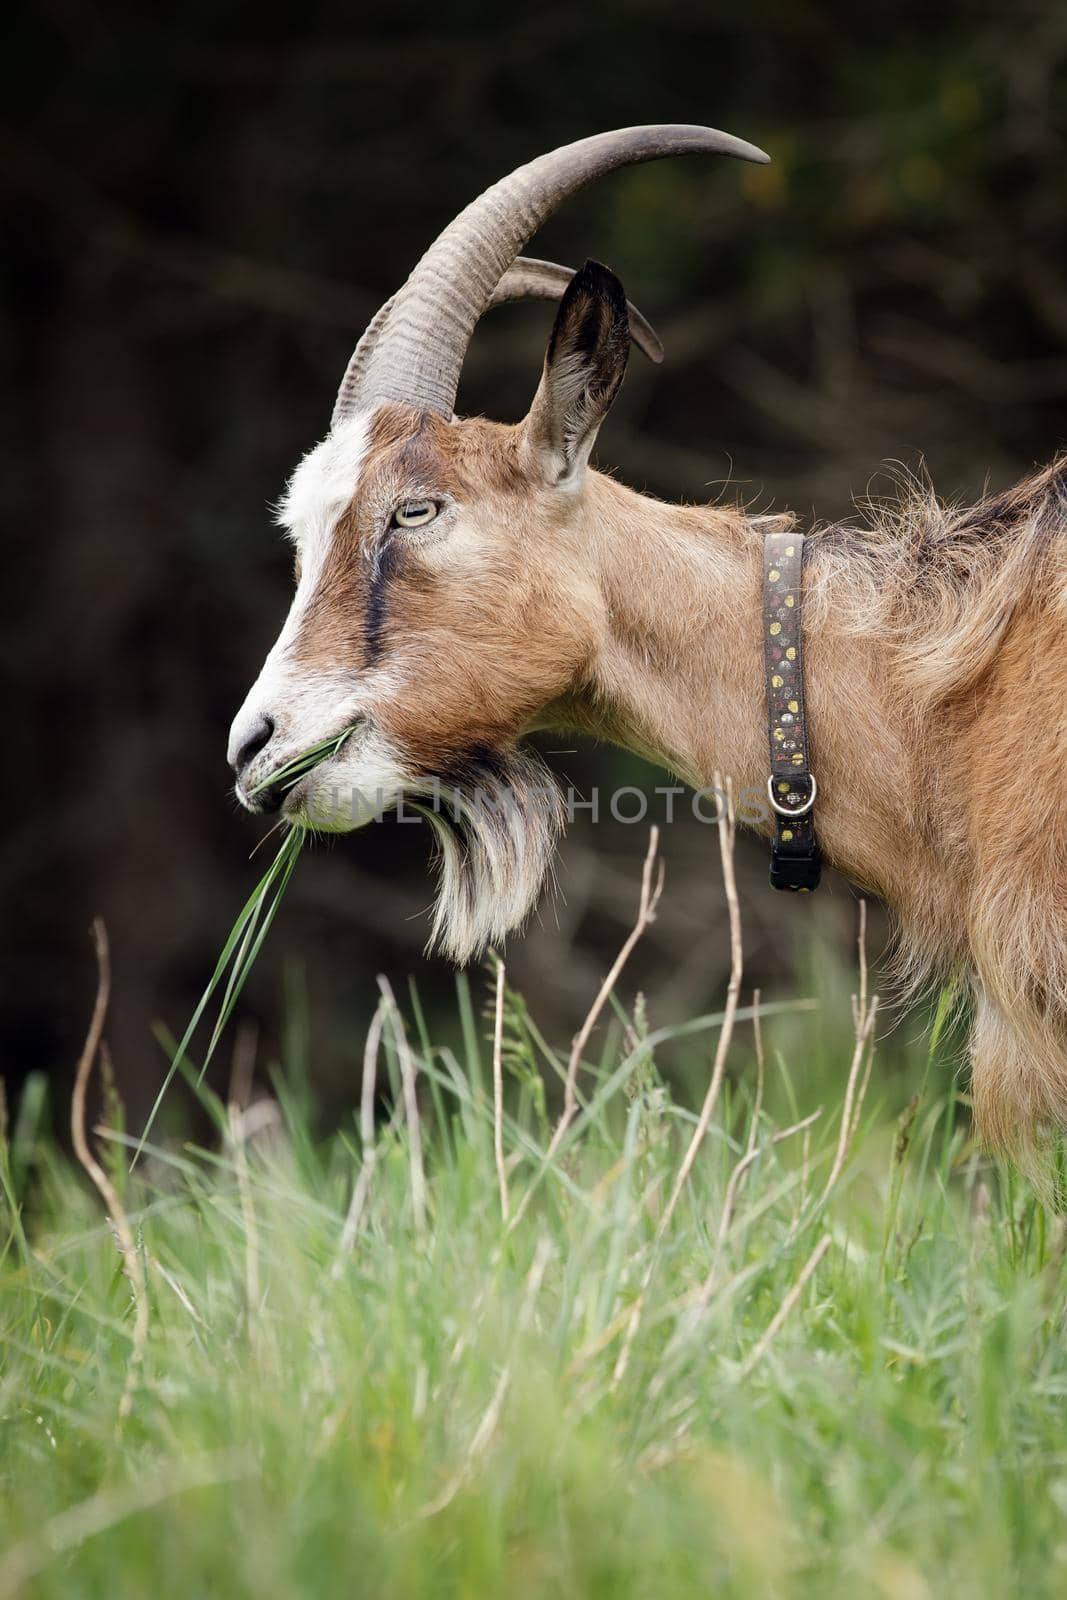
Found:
[762,530,821,893]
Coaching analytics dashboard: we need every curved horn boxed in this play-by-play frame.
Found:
[336,123,767,422]
[331,256,662,430]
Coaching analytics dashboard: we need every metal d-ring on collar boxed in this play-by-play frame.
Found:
[762,530,822,892]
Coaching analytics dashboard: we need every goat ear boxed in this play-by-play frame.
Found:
[523,259,631,488]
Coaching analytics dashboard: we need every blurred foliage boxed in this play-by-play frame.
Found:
[2,0,1066,1120]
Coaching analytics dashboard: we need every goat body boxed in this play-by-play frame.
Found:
[224,126,1067,1161]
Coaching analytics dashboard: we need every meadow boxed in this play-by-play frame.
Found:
[2,820,1066,1599]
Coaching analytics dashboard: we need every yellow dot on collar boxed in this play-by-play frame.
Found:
[777,781,790,793]
[791,752,804,765]
[781,828,794,842]
[769,622,781,636]
[788,699,799,713]
[772,674,783,688]
[785,545,795,556]
[769,568,780,582]
[785,594,795,607]
[786,647,796,660]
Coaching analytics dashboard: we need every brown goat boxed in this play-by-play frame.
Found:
[227,126,1067,1161]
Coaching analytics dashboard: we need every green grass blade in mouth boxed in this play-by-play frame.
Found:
[249,727,354,798]
[133,825,305,1166]
[135,729,355,1165]
[201,827,304,1067]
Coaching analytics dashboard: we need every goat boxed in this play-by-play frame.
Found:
[228,124,1067,1162]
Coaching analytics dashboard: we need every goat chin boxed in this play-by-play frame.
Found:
[410,746,565,966]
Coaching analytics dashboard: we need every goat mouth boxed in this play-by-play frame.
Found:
[234,774,287,817]
[248,780,287,817]
[238,722,364,820]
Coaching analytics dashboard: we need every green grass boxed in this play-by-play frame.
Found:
[3,941,1067,1600]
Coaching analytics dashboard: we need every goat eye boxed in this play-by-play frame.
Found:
[393,499,439,528]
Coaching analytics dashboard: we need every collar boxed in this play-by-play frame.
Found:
[762,530,821,892]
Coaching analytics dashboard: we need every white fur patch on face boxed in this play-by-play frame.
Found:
[275,411,374,552]
[228,410,378,779]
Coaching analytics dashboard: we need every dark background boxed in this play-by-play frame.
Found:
[3,0,1066,1124]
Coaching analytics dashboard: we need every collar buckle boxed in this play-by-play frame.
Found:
[767,774,817,819]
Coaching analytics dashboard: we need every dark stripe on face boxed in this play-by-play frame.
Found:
[364,537,400,665]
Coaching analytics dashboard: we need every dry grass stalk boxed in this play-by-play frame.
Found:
[492,958,509,1223]
[747,988,766,1160]
[148,1255,206,1328]
[612,780,742,1385]
[851,898,869,1030]
[818,904,879,1209]
[227,1021,261,1330]
[736,1234,832,1381]
[229,1114,260,1327]
[508,827,664,1232]
[559,826,663,1129]
[696,1108,824,1311]
[70,919,148,1428]
[379,977,428,1242]
[794,1125,813,1230]
[700,985,772,1269]
[662,776,742,1224]
[333,997,388,1270]
[717,1109,823,1256]
[227,1017,258,1116]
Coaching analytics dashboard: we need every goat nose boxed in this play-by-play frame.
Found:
[232,713,275,778]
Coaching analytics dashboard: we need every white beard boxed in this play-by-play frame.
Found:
[410,746,564,964]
